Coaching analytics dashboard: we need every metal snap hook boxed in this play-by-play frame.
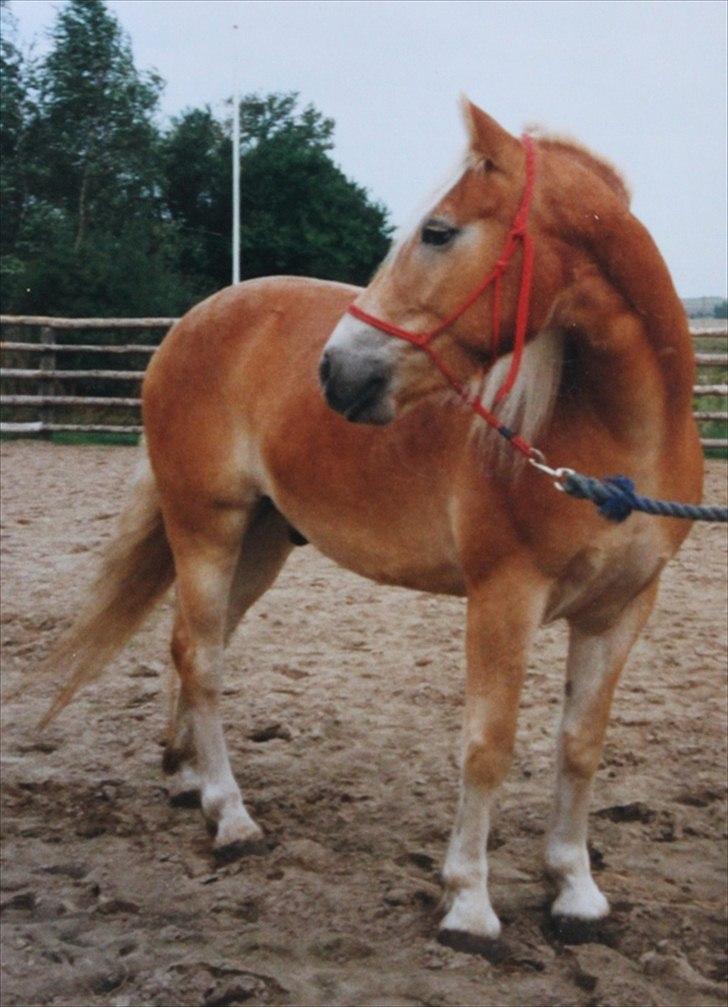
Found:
[527,450,574,492]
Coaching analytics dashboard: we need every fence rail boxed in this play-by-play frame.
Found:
[1,315,178,329]
[1,315,727,448]
[1,341,157,355]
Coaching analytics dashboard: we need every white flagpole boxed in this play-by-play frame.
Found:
[232,21,241,284]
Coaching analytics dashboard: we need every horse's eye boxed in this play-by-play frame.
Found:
[421,220,459,247]
[483,158,495,172]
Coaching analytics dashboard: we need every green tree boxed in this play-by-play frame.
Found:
[240,110,390,284]
[161,106,231,295]
[713,299,728,320]
[31,0,163,250]
[0,0,31,277]
[239,91,335,149]
[2,0,194,314]
[0,1,392,316]
[161,92,392,294]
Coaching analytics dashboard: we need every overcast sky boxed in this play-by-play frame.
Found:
[8,0,728,297]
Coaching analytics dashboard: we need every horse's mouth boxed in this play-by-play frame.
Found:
[319,350,395,425]
[343,376,394,425]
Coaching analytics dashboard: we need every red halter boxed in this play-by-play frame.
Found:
[347,134,537,457]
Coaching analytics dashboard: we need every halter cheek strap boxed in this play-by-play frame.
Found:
[347,134,537,457]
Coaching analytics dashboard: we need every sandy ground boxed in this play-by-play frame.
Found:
[1,441,726,1007]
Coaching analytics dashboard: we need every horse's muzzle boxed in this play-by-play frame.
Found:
[319,348,395,425]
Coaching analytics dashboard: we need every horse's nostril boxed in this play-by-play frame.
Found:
[319,351,332,387]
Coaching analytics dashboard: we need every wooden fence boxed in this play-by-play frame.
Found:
[1,315,727,448]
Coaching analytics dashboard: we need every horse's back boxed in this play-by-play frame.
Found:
[142,277,360,505]
[146,275,360,399]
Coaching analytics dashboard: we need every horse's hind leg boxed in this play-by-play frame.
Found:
[164,614,203,805]
[223,499,294,644]
[163,499,292,855]
[546,580,659,927]
[164,500,294,804]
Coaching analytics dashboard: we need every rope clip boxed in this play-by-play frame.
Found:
[527,450,574,493]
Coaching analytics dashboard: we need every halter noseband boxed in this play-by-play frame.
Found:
[347,134,538,457]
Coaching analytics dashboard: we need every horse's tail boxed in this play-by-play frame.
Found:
[36,453,175,728]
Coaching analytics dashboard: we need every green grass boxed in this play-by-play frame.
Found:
[0,431,140,446]
[51,431,140,446]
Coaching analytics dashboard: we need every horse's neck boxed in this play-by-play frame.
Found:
[475,206,695,470]
[575,207,695,408]
[537,199,696,454]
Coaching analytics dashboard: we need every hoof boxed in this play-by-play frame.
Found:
[213,836,268,865]
[437,928,507,963]
[169,788,201,809]
[549,913,617,946]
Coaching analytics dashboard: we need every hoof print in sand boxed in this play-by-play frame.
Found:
[212,836,269,866]
[168,788,201,809]
[549,914,618,947]
[437,928,507,963]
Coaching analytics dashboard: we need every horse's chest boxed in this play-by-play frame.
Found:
[546,525,670,626]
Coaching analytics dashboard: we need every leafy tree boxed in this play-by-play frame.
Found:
[0,0,31,269]
[0,1,392,316]
[30,0,162,250]
[240,128,390,284]
[713,299,728,320]
[239,91,334,150]
[161,92,392,293]
[1,0,190,314]
[160,106,231,294]
[0,2,23,150]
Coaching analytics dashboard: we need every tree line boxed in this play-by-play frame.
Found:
[0,0,393,317]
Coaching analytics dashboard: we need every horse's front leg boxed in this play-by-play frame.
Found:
[546,580,659,929]
[440,564,548,953]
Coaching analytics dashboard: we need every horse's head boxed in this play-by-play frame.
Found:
[320,100,555,425]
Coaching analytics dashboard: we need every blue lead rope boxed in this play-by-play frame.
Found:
[561,472,728,523]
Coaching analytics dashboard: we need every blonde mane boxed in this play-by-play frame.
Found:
[470,328,565,471]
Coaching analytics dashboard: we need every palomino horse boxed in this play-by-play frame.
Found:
[41,101,702,953]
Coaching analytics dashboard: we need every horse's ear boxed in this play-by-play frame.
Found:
[460,97,520,165]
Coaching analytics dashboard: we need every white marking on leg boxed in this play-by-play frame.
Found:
[546,632,612,919]
[546,591,657,919]
[546,773,609,919]
[190,646,262,848]
[441,781,501,939]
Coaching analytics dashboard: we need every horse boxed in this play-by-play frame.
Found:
[37,99,703,955]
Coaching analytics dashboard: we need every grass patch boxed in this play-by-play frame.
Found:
[51,431,140,446]
[1,431,139,447]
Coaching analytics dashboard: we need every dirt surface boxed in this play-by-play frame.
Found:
[1,441,726,1007]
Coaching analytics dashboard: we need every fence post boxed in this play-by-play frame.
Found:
[39,325,56,438]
